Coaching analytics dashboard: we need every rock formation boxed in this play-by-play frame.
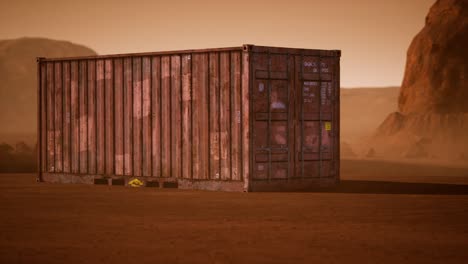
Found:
[398,0,467,114]
[375,0,468,161]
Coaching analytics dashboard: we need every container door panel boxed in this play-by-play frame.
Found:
[295,56,335,178]
[252,53,293,181]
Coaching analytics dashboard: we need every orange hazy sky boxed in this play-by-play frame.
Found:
[0,0,434,87]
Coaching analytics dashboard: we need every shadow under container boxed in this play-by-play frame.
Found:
[37,44,341,191]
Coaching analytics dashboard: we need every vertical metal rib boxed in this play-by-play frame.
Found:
[207,53,211,180]
[150,57,153,177]
[85,61,88,175]
[189,54,193,180]
[61,61,65,173]
[318,55,322,178]
[38,60,43,179]
[169,56,172,178]
[122,59,125,176]
[77,61,80,174]
[113,59,116,176]
[249,53,254,188]
[267,51,272,182]
[121,58,125,176]
[94,60,98,175]
[103,60,106,175]
[218,53,221,180]
[131,58,134,176]
[300,54,304,179]
[286,54,290,181]
[180,55,183,180]
[45,63,49,173]
[141,57,144,177]
[53,62,56,173]
[228,52,233,181]
[159,57,163,179]
[286,53,292,181]
[239,52,243,181]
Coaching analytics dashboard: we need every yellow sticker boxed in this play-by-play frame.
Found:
[325,122,332,131]
[128,178,143,187]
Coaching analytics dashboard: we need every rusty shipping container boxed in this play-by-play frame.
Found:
[37,45,341,191]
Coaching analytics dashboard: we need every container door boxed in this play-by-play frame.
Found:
[252,53,294,181]
[295,56,336,178]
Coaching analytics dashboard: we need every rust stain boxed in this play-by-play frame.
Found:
[38,45,340,191]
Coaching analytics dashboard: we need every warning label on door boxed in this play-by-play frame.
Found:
[325,122,332,131]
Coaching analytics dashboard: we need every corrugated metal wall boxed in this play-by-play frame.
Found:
[38,48,250,185]
[38,45,340,191]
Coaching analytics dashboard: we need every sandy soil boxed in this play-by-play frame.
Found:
[1,159,468,264]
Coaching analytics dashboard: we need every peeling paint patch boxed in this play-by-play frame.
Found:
[47,131,55,155]
[79,116,88,151]
[133,85,142,118]
[115,154,123,167]
[220,132,228,159]
[124,153,131,173]
[182,87,191,101]
[210,132,220,160]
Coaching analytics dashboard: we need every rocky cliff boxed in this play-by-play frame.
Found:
[398,0,467,114]
[374,0,468,161]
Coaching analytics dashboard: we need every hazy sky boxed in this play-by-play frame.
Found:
[0,0,434,87]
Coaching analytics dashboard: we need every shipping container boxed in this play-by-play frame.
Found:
[37,45,341,191]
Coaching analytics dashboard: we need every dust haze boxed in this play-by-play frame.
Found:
[1,0,467,262]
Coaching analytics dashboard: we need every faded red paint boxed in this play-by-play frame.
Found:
[37,45,340,192]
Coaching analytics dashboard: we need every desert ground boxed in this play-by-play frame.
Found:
[1,159,468,264]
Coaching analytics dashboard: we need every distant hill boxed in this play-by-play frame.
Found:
[341,87,399,143]
[0,37,96,144]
